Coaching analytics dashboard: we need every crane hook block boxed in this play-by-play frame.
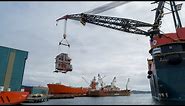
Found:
[63,34,67,39]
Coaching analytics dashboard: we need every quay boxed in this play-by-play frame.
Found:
[48,94,75,99]
[24,94,49,103]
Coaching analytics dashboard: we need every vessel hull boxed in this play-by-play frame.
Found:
[87,90,130,97]
[47,84,88,96]
[0,91,29,105]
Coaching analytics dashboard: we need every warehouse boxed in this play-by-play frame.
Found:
[0,46,28,91]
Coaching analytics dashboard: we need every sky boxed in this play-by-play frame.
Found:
[0,1,185,91]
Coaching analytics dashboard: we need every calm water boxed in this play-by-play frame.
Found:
[22,94,185,105]
[22,94,167,105]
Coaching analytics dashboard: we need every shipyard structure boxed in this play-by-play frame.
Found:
[0,46,28,91]
[0,46,29,105]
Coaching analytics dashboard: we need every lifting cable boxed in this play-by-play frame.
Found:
[57,18,71,57]
[59,19,70,48]
[55,18,72,74]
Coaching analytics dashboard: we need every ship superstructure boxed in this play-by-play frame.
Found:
[87,74,130,97]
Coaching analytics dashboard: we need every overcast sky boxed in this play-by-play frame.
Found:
[0,1,185,91]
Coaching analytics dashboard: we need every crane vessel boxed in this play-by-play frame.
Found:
[56,1,185,102]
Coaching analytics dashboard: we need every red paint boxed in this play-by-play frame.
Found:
[150,27,185,48]
[0,91,29,105]
[47,84,88,95]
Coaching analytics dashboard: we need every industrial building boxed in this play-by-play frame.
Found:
[0,46,28,91]
[22,85,49,95]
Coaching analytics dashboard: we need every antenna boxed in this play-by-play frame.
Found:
[169,1,182,29]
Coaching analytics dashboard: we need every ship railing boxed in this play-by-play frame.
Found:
[154,51,185,57]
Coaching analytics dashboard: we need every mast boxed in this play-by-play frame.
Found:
[111,77,116,89]
[126,78,130,90]
[170,1,182,29]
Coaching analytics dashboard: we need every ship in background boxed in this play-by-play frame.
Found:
[47,74,130,97]
[47,83,88,97]
[87,74,130,97]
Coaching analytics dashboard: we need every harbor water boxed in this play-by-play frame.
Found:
[22,94,163,105]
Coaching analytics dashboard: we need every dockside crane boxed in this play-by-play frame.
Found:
[110,77,116,89]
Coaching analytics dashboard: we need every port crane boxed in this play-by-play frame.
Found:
[110,77,116,89]
[97,74,106,89]
[110,77,130,91]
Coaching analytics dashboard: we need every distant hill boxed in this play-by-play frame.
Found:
[131,90,151,94]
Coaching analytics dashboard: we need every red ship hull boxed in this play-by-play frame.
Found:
[0,91,29,105]
[87,89,130,97]
[47,84,88,96]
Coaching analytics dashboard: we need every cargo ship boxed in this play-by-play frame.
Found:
[0,91,29,105]
[47,74,130,97]
[47,83,89,96]
[146,1,185,102]
[87,74,130,97]
[87,89,130,97]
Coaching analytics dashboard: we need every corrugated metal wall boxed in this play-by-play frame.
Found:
[0,46,28,91]
[31,87,48,95]
[22,86,49,95]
